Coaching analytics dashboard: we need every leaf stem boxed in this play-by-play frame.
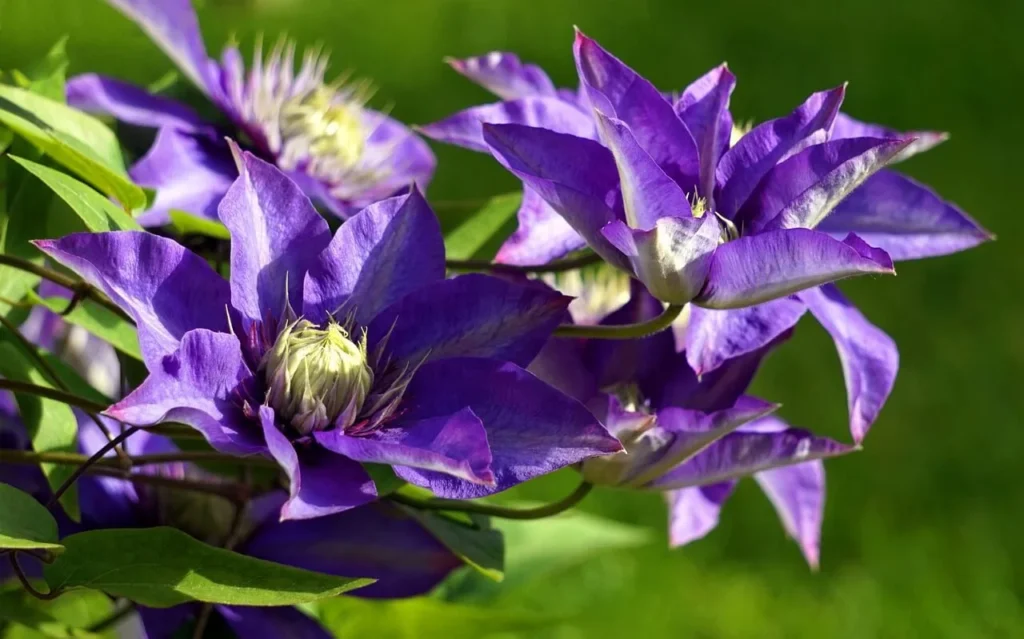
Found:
[0,378,109,412]
[0,448,279,470]
[445,252,601,275]
[46,426,138,508]
[389,480,594,520]
[0,253,133,323]
[9,552,63,600]
[553,304,685,340]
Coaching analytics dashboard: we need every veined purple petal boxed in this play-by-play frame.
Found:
[647,424,852,491]
[303,189,444,325]
[816,170,993,260]
[494,188,587,265]
[106,0,218,97]
[754,460,825,569]
[34,232,230,366]
[593,111,692,229]
[130,127,236,226]
[604,214,720,305]
[242,500,461,599]
[447,52,558,99]
[741,137,912,232]
[218,605,332,639]
[831,112,948,163]
[396,357,622,498]
[105,329,263,454]
[574,31,700,192]
[419,97,595,152]
[259,406,377,520]
[696,230,894,309]
[315,408,494,486]
[66,74,206,131]
[367,274,570,369]
[666,482,735,547]
[219,145,332,323]
[675,64,735,203]
[685,298,807,375]
[799,284,898,443]
[482,123,629,269]
[715,86,846,217]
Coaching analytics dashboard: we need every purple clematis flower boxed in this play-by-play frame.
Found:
[35,147,621,520]
[426,33,992,443]
[67,0,434,225]
[529,287,852,567]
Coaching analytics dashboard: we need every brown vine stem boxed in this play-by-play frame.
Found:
[0,253,133,323]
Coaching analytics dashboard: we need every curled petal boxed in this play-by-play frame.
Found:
[685,298,807,376]
[666,482,735,547]
[446,52,558,99]
[675,64,736,202]
[715,86,846,217]
[830,112,948,163]
[696,230,894,309]
[816,170,993,260]
[754,461,826,569]
[799,284,898,443]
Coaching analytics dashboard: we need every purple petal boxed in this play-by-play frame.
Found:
[34,232,230,366]
[685,298,807,375]
[605,214,720,305]
[66,74,206,131]
[754,461,825,569]
[696,230,894,309]
[315,408,494,486]
[130,127,236,226]
[741,137,912,232]
[648,422,853,490]
[831,112,948,163]
[593,111,692,229]
[526,337,599,407]
[799,284,898,443]
[219,145,332,323]
[138,606,197,639]
[574,31,700,191]
[242,500,460,599]
[105,0,218,97]
[494,188,587,265]
[218,605,331,639]
[666,482,735,547]
[303,188,444,326]
[367,274,570,369]
[816,169,993,260]
[340,111,436,207]
[419,97,595,152]
[715,86,846,217]
[675,64,736,202]
[259,406,377,520]
[446,52,558,99]
[396,357,622,498]
[482,123,629,269]
[105,329,264,455]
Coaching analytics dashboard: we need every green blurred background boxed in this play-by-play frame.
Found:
[2,0,1021,636]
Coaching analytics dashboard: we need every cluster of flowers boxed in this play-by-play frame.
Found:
[1,0,990,635]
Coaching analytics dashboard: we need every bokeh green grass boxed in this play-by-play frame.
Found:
[1,0,1021,636]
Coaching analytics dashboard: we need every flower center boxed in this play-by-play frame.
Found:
[280,86,368,174]
[262,320,374,435]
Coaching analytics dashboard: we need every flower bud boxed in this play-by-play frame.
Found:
[264,320,373,434]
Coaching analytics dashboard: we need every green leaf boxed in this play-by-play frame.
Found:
[43,527,376,608]
[0,343,79,521]
[0,588,111,639]
[441,192,522,260]
[27,292,141,361]
[399,505,504,582]
[12,38,70,102]
[437,507,650,602]
[0,156,53,317]
[0,86,145,211]
[317,595,556,639]
[10,157,141,232]
[168,209,230,240]
[0,483,63,554]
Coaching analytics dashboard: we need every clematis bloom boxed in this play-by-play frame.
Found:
[36,147,621,520]
[67,0,434,225]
